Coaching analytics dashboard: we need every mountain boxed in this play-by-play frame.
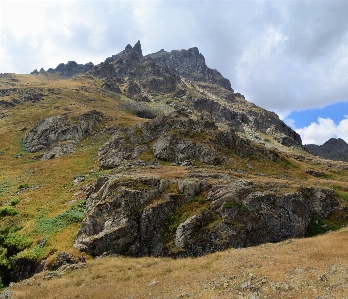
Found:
[305,138,348,162]
[1,41,348,294]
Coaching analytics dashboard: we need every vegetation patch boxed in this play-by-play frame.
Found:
[0,226,33,288]
[332,186,348,202]
[18,183,29,190]
[299,187,315,199]
[163,212,188,243]
[35,201,85,236]
[306,215,341,237]
[223,201,246,211]
[9,197,19,206]
[0,206,18,217]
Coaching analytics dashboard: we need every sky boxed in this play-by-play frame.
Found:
[1,0,348,145]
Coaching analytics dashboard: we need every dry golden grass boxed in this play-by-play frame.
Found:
[7,227,348,299]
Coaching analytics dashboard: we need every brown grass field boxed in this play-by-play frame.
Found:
[8,227,348,299]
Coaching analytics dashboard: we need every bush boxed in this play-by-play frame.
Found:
[9,198,19,206]
[0,206,18,217]
[306,215,340,237]
[18,183,29,190]
[4,233,32,255]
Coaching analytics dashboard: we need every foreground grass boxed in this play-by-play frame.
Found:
[7,227,348,298]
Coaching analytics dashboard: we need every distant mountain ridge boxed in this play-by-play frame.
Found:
[305,138,348,162]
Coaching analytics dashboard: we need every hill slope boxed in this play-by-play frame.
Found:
[0,41,348,294]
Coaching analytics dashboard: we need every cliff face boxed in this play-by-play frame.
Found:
[146,47,233,91]
[74,174,336,257]
[305,138,348,162]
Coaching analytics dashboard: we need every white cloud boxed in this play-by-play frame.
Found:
[1,0,348,133]
[337,118,348,142]
[296,117,348,145]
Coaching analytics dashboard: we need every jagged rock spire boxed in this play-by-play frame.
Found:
[133,40,142,56]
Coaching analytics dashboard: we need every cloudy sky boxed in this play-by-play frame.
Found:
[1,0,348,145]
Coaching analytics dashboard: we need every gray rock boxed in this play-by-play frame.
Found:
[74,176,173,256]
[146,47,233,91]
[133,40,142,56]
[74,173,337,258]
[0,290,12,299]
[23,110,103,159]
[305,138,348,162]
[175,210,213,248]
[46,61,94,77]
[178,180,203,198]
[101,77,121,93]
[98,112,279,169]
[41,142,76,160]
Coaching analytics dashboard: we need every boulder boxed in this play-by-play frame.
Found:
[23,110,103,159]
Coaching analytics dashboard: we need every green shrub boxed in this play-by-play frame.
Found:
[18,183,29,190]
[0,206,18,217]
[306,215,340,237]
[163,212,188,242]
[224,201,246,211]
[15,245,50,262]
[4,233,32,255]
[9,198,19,206]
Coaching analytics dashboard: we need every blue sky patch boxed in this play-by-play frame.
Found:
[286,101,348,129]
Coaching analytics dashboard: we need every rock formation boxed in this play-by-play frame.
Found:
[305,138,348,162]
[74,176,337,257]
[23,110,103,160]
[97,111,279,169]
[31,61,94,77]
[146,47,232,91]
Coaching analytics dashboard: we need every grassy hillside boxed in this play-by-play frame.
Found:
[1,73,348,296]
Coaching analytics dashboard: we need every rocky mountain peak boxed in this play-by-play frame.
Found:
[146,46,232,91]
[125,40,142,56]
[304,137,348,162]
[324,137,347,148]
[133,40,142,56]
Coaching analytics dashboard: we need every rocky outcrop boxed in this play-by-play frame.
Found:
[74,176,175,256]
[100,77,122,93]
[43,61,94,77]
[147,47,232,91]
[74,176,337,257]
[23,110,103,159]
[305,138,348,162]
[90,41,180,96]
[20,88,44,102]
[194,97,303,147]
[8,257,45,283]
[98,112,278,169]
